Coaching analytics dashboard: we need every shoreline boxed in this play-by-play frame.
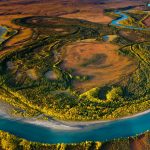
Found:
[0,104,149,131]
[28,109,150,130]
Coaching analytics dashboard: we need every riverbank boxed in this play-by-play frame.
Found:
[0,101,15,117]
[0,95,150,131]
[0,107,150,144]
[23,109,150,130]
[0,101,149,131]
[111,10,150,31]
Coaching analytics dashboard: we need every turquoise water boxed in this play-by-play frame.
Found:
[0,112,150,144]
[111,10,150,31]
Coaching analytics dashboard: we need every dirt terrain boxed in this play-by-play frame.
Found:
[129,134,150,150]
[0,0,145,52]
[0,0,144,23]
[143,16,150,27]
[62,40,136,91]
[61,0,141,24]
[0,14,32,47]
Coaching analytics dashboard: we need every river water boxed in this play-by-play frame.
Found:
[0,111,150,144]
[111,10,150,31]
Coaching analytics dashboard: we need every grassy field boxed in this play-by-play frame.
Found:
[62,41,135,92]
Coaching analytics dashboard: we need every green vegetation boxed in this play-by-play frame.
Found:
[0,11,149,121]
[0,130,149,150]
[0,130,102,150]
[0,5,149,149]
[105,8,148,28]
[120,12,147,28]
[106,87,123,101]
[0,26,17,49]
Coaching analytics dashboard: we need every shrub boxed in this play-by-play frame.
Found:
[106,87,123,101]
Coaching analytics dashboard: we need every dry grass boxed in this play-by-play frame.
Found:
[0,14,32,47]
[0,0,141,91]
[60,0,142,24]
[61,7,112,24]
[62,40,136,92]
[0,14,33,60]
[0,0,142,25]
[129,135,150,150]
[119,30,147,42]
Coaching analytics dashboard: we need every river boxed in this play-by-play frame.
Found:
[0,110,150,144]
[0,10,150,144]
[111,10,150,31]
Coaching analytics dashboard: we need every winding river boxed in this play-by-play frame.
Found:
[0,111,150,144]
[111,10,150,31]
[0,10,150,144]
